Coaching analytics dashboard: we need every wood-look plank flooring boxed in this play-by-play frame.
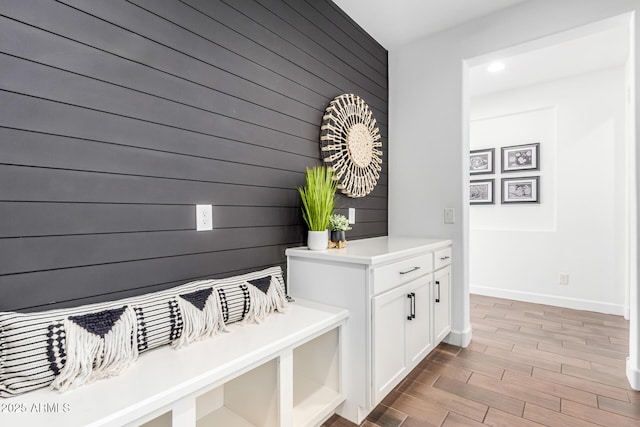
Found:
[323,294,640,427]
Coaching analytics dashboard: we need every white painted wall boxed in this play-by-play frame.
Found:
[625,17,639,389]
[469,67,626,314]
[387,0,639,386]
[471,107,556,230]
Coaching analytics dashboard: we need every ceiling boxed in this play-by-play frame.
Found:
[332,0,527,49]
[469,23,629,96]
[333,0,629,97]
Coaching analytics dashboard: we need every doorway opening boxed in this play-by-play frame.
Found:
[465,14,634,317]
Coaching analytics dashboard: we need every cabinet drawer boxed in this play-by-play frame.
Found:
[373,254,432,295]
[434,247,452,270]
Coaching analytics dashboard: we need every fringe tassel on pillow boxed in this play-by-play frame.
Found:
[244,276,288,324]
[50,306,138,392]
[172,288,226,349]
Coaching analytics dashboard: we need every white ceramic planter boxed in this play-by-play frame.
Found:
[307,230,328,251]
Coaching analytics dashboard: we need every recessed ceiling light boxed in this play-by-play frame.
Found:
[487,62,505,73]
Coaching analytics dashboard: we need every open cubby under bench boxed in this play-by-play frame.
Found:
[2,300,347,427]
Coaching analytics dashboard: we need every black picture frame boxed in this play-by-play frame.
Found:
[470,148,495,175]
[501,143,540,173]
[470,179,494,205]
[501,176,540,204]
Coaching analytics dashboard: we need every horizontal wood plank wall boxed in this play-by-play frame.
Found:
[0,0,388,311]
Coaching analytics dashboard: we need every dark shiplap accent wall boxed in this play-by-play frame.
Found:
[0,0,388,311]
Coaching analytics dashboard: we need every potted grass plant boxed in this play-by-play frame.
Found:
[297,166,336,250]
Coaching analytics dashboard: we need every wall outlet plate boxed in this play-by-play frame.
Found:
[559,273,569,285]
[196,204,213,231]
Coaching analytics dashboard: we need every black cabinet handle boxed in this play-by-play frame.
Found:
[435,281,440,303]
[412,293,416,319]
[440,256,450,261]
[407,293,416,320]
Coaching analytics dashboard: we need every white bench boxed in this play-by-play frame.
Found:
[1,300,348,427]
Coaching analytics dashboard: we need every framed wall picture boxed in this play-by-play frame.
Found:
[469,148,495,175]
[470,179,494,205]
[501,143,539,172]
[501,176,540,204]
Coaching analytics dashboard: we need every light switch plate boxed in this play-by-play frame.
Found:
[196,205,213,231]
[348,208,356,224]
[444,208,455,224]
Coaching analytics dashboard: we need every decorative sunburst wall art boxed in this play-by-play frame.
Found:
[320,94,383,198]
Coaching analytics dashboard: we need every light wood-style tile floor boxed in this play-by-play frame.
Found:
[323,294,640,427]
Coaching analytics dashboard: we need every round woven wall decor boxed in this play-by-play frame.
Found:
[320,94,382,198]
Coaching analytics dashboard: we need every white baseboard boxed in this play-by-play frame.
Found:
[470,285,625,315]
[445,326,473,348]
[627,357,640,390]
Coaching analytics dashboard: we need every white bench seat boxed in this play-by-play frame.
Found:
[1,300,348,427]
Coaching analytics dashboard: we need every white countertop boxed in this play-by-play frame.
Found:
[285,236,451,266]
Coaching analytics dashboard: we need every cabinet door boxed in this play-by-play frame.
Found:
[372,275,432,405]
[433,266,451,344]
[405,275,432,367]
[372,283,409,405]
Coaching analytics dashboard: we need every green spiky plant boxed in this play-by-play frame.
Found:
[297,166,337,231]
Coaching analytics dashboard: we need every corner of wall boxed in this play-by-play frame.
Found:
[445,326,473,348]
[627,357,640,390]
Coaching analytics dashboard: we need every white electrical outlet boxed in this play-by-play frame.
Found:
[444,208,455,224]
[348,208,356,224]
[196,204,213,231]
[559,273,569,285]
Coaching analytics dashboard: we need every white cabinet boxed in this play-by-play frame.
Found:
[372,274,432,404]
[405,276,433,365]
[433,265,452,344]
[286,236,452,425]
[433,246,452,345]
